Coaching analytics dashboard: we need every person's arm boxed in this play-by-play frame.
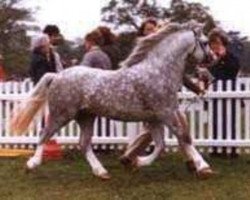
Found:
[196,67,215,89]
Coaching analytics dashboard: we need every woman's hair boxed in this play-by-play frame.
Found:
[31,34,50,52]
[84,30,104,46]
[138,18,158,37]
[208,28,229,46]
[96,26,116,46]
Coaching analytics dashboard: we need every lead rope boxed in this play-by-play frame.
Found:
[184,94,205,114]
[183,80,215,114]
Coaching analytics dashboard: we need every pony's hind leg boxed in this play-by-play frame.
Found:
[26,116,70,171]
[120,125,152,167]
[135,122,165,167]
[26,127,55,171]
[76,112,110,180]
[26,143,44,170]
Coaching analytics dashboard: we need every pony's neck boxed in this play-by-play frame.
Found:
[153,30,194,71]
[138,30,195,90]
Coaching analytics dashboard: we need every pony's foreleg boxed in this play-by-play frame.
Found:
[85,145,110,179]
[173,111,212,175]
[77,116,110,180]
[135,123,165,167]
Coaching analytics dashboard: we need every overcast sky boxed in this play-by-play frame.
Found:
[22,0,250,40]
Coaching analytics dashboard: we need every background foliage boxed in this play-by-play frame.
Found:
[101,0,248,72]
[0,0,250,77]
[0,0,36,77]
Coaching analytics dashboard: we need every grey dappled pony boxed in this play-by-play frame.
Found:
[11,22,214,179]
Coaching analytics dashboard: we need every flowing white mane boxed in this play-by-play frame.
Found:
[120,22,199,68]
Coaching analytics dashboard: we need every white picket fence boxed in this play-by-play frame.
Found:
[1,78,250,152]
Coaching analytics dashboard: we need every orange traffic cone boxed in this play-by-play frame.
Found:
[42,139,62,161]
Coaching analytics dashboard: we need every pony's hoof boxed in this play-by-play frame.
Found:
[120,156,138,169]
[120,156,132,166]
[196,167,217,180]
[24,165,35,174]
[26,157,41,170]
[97,173,111,180]
[185,160,196,173]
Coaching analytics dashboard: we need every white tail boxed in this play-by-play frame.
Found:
[10,73,56,135]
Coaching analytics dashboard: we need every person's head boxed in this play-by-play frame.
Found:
[138,18,158,37]
[31,34,50,54]
[43,25,61,45]
[208,28,229,58]
[84,30,103,51]
[96,26,116,46]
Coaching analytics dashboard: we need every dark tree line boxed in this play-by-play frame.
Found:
[1,0,250,76]
[101,0,216,32]
[0,0,36,77]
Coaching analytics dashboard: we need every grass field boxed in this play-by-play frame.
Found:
[1,151,250,200]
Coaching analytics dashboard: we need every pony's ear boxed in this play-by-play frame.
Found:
[193,23,205,36]
[185,20,205,34]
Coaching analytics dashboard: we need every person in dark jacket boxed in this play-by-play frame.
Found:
[30,34,57,84]
[208,29,241,157]
[43,24,64,72]
[209,29,240,81]
[30,25,63,84]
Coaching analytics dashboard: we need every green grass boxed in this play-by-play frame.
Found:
[1,151,250,200]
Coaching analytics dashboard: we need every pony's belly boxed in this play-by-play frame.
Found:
[91,108,160,122]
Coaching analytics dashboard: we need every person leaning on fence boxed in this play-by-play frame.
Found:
[208,28,241,158]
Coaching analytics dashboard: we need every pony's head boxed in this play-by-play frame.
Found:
[185,21,215,66]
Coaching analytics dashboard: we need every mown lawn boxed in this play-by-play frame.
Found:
[0,151,250,200]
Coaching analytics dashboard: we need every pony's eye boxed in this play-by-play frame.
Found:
[202,41,208,46]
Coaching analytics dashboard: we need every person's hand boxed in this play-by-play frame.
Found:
[197,81,206,96]
[196,68,215,89]
[199,88,206,96]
